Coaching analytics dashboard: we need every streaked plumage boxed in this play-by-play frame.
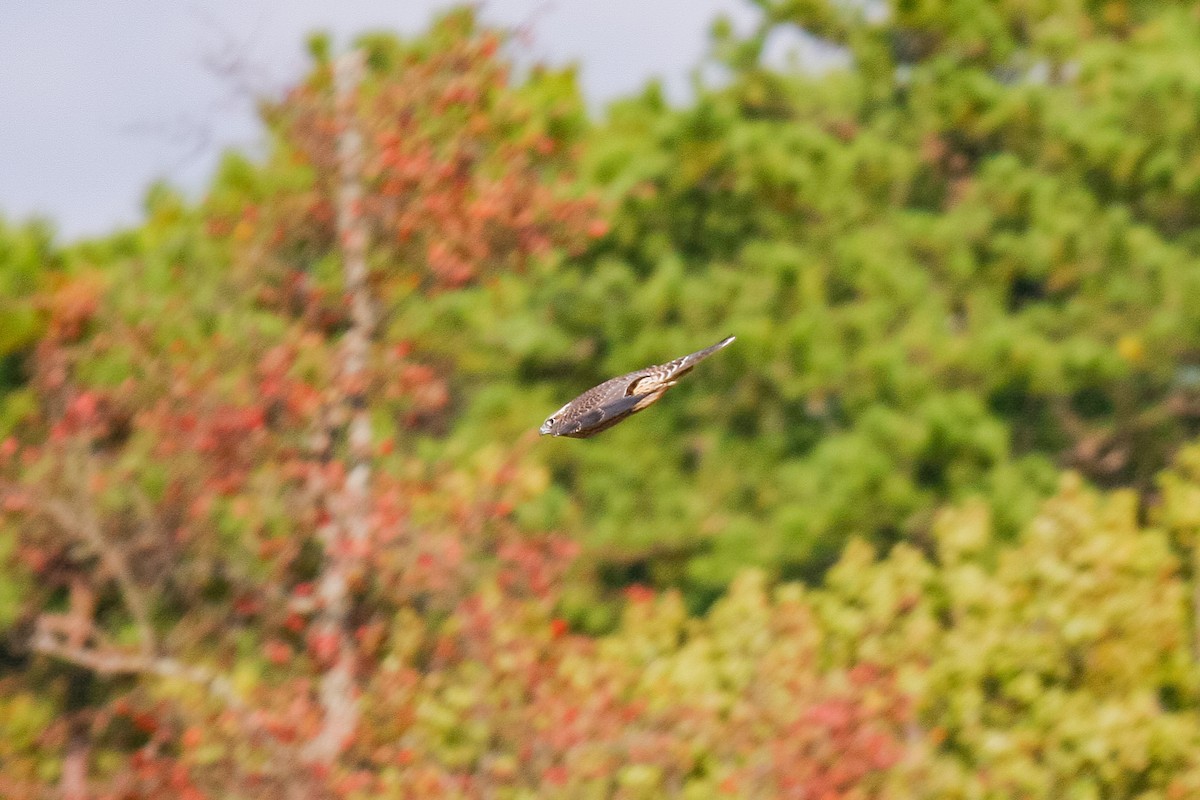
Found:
[539,335,735,438]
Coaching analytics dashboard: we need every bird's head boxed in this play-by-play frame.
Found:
[539,404,574,436]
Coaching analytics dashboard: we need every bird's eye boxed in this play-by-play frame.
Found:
[546,417,555,425]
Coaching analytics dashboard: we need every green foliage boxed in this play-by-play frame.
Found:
[0,218,56,348]
[0,218,60,436]
[415,0,1200,591]
[811,471,1200,797]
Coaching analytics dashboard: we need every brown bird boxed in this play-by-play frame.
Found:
[539,335,735,438]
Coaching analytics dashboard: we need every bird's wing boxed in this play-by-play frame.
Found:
[566,392,647,438]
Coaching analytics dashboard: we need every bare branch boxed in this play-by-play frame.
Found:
[17,486,156,658]
[31,622,231,695]
[304,48,373,765]
[61,703,90,800]
[30,623,296,762]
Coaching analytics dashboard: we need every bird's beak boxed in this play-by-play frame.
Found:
[539,421,552,435]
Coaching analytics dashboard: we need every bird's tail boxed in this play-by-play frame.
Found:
[671,334,736,374]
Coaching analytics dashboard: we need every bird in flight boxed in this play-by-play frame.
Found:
[540,335,735,438]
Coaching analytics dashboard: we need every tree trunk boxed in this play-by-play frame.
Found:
[304,48,373,766]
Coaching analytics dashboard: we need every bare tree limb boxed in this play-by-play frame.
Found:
[30,623,301,766]
[304,48,373,765]
[13,483,156,658]
[31,624,232,698]
[60,690,91,800]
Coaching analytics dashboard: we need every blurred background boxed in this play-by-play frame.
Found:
[5,1,1200,797]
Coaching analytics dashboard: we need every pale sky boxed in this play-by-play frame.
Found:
[0,1,760,240]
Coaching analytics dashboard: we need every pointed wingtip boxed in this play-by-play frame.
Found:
[718,334,736,348]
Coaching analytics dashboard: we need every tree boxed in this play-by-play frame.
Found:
[0,11,599,797]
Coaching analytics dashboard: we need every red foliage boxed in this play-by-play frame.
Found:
[212,12,603,302]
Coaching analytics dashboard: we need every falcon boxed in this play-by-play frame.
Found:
[539,335,735,438]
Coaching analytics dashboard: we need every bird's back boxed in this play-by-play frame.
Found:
[541,335,735,438]
[625,335,736,393]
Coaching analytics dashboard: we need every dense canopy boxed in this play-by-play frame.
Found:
[5,2,1200,797]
